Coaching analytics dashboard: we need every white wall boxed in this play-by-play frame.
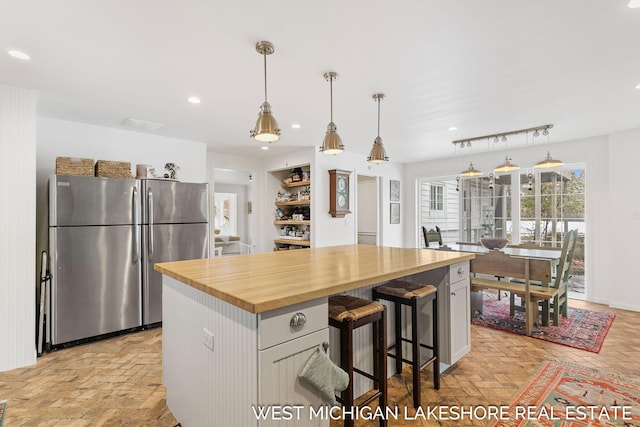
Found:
[314,150,404,248]
[404,133,622,309]
[0,84,37,372]
[608,128,640,312]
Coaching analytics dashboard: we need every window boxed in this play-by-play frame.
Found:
[430,184,444,211]
[418,179,458,244]
[417,164,586,296]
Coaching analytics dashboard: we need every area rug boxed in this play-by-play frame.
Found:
[488,360,640,426]
[472,292,615,353]
[0,399,6,427]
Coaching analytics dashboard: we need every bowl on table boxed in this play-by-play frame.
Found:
[480,237,509,250]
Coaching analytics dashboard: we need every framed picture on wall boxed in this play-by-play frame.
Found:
[390,180,400,201]
[390,203,400,224]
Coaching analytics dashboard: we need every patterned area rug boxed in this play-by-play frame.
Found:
[472,292,615,353]
[488,360,640,426]
[0,399,6,427]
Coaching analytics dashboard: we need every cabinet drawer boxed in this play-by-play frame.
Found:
[449,261,469,284]
[258,298,328,350]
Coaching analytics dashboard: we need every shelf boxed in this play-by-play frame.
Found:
[281,180,311,188]
[274,220,311,225]
[275,200,311,207]
[274,239,311,247]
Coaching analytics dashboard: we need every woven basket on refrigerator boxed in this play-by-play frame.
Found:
[55,157,94,176]
[95,160,132,179]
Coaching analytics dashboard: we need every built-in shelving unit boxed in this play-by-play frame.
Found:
[269,165,312,251]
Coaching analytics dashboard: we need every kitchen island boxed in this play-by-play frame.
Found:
[155,245,475,426]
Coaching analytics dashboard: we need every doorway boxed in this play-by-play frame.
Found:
[356,175,381,245]
[213,168,254,255]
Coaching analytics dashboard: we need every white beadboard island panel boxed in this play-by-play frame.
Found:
[163,276,258,426]
[0,83,37,372]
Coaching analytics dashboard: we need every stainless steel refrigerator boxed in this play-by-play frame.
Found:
[140,178,209,325]
[49,175,209,346]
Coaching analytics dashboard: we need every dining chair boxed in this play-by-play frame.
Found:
[509,229,578,325]
[543,229,577,325]
[422,226,443,248]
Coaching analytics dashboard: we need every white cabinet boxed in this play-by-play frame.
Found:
[257,298,329,426]
[259,329,329,427]
[441,262,471,366]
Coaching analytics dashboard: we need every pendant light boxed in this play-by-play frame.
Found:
[534,151,564,169]
[494,157,520,173]
[460,162,482,177]
[459,140,481,177]
[319,72,344,154]
[533,128,564,169]
[367,93,389,163]
[249,41,280,143]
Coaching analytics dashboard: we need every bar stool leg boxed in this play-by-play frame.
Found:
[340,320,355,427]
[393,301,402,375]
[411,298,421,409]
[378,308,388,427]
[433,296,440,390]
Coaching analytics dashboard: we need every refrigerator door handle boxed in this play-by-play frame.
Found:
[148,188,154,260]
[132,187,139,264]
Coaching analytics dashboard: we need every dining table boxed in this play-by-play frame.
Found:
[445,243,562,263]
[441,243,562,325]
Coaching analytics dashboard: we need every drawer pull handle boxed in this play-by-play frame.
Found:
[290,312,307,327]
[457,267,465,275]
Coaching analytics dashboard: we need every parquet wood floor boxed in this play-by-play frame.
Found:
[0,298,637,426]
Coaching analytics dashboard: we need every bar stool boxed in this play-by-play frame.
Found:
[372,280,439,409]
[328,295,387,427]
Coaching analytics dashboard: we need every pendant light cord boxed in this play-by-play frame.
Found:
[377,97,381,137]
[330,76,334,122]
[263,52,268,102]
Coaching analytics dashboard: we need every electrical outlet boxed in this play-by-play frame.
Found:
[202,328,214,351]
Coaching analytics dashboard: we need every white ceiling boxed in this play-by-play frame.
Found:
[2,1,640,163]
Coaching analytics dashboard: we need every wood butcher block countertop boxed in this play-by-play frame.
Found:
[154,244,475,314]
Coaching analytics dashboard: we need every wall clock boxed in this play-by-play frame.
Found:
[328,169,351,218]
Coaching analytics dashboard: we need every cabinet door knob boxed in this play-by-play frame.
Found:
[290,312,307,327]
[451,292,457,296]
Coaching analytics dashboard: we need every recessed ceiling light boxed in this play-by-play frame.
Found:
[261,146,269,150]
[187,96,201,104]
[448,126,458,131]
[629,0,640,8]
[291,123,301,129]
[636,83,640,89]
[8,50,31,60]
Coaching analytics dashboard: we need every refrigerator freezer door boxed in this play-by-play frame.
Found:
[142,180,208,224]
[142,222,209,324]
[50,175,139,226]
[50,225,142,345]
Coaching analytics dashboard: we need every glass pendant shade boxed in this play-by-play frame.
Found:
[534,151,564,169]
[460,162,482,177]
[494,156,520,173]
[250,41,280,143]
[320,121,344,154]
[367,136,389,163]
